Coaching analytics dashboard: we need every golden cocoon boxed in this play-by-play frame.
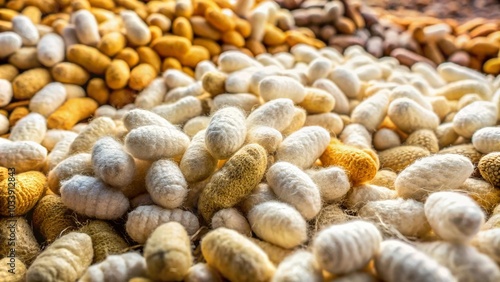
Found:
[105,59,130,90]
[201,228,275,282]
[66,44,111,75]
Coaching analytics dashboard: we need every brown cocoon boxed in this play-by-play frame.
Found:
[79,220,129,263]
[379,146,431,173]
[12,68,51,100]
[32,194,76,243]
[52,62,90,85]
[0,217,40,265]
[47,97,98,130]
[109,88,137,109]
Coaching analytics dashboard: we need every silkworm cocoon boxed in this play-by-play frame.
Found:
[146,159,187,209]
[125,125,190,161]
[46,97,97,130]
[97,31,126,57]
[78,220,129,263]
[276,126,330,169]
[0,32,22,58]
[52,62,90,86]
[457,94,483,111]
[436,79,492,100]
[238,183,277,215]
[245,126,283,154]
[152,96,202,125]
[246,98,295,132]
[0,115,9,135]
[307,166,350,203]
[185,263,222,282]
[425,191,485,243]
[72,10,99,46]
[12,15,39,45]
[320,139,378,185]
[267,162,321,220]
[67,44,111,75]
[152,35,191,58]
[69,117,116,154]
[281,107,306,135]
[26,232,93,282]
[225,68,256,94]
[248,201,307,249]
[405,129,439,153]
[314,203,350,233]
[212,93,260,113]
[359,198,430,238]
[312,79,349,115]
[123,109,174,131]
[0,141,47,173]
[143,222,192,281]
[48,153,92,193]
[259,76,306,103]
[0,170,46,217]
[438,62,486,83]
[369,170,397,190]
[28,82,67,118]
[128,63,156,91]
[453,101,498,138]
[438,144,484,168]
[126,205,199,244]
[9,112,46,143]
[80,252,146,282]
[205,107,247,159]
[346,184,397,211]
[351,91,390,132]
[290,44,319,64]
[12,67,51,100]
[202,228,275,282]
[0,79,12,108]
[478,152,500,187]
[212,208,251,236]
[8,47,42,70]
[412,62,446,88]
[36,32,65,67]
[328,67,361,99]
[379,145,430,173]
[248,8,267,42]
[339,123,372,150]
[105,59,130,90]
[61,175,129,220]
[120,10,151,46]
[375,240,455,282]
[198,144,267,220]
[135,80,167,111]
[180,130,217,182]
[389,85,432,111]
[307,57,332,83]
[418,241,500,282]
[456,178,500,214]
[312,220,382,275]
[91,137,135,187]
[183,116,211,137]
[164,81,204,103]
[32,194,76,243]
[388,98,440,134]
[373,128,401,151]
[395,154,474,201]
[0,216,40,267]
[299,88,335,114]
[218,51,260,73]
[471,229,500,263]
[0,257,26,281]
[272,250,322,282]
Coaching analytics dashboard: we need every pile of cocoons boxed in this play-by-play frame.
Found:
[0,0,500,281]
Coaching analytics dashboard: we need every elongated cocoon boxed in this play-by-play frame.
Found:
[134,78,167,110]
[48,153,93,194]
[0,141,47,172]
[375,240,455,282]
[425,191,484,243]
[205,107,247,159]
[13,15,39,46]
[453,101,498,138]
[359,198,431,238]
[329,67,361,98]
[79,252,146,282]
[180,130,217,182]
[37,33,65,67]
[267,162,321,220]
[69,117,116,155]
[259,76,306,103]
[212,208,252,236]
[198,144,267,221]
[126,205,199,244]
[144,222,192,281]
[121,10,151,46]
[471,229,500,263]
[29,82,67,117]
[312,220,382,275]
[418,241,500,282]
[146,159,187,209]
[218,51,260,73]
[276,126,330,169]
[246,98,295,132]
[246,126,283,153]
[73,10,100,46]
[435,79,492,100]
[152,96,202,125]
[346,184,397,211]
[248,201,307,249]
[26,232,93,282]
[123,108,175,131]
[472,127,500,154]
[92,137,136,187]
[0,32,22,58]
[9,112,47,143]
[307,167,350,203]
[125,125,190,161]
[395,154,474,201]
[388,98,440,133]
[201,228,275,282]
[60,175,129,220]
[272,250,322,282]
[184,263,222,282]
[351,90,390,131]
